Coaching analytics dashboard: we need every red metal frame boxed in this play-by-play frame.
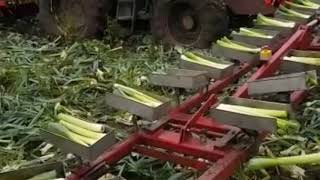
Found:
[67,19,319,180]
[0,0,6,8]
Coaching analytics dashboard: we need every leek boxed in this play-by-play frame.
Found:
[283,56,320,66]
[114,83,163,107]
[60,128,97,146]
[256,13,296,28]
[181,51,231,69]
[47,123,88,146]
[59,120,106,140]
[279,4,311,19]
[247,152,320,170]
[57,113,105,133]
[217,104,288,118]
[27,170,57,180]
[232,28,273,39]
[216,37,261,53]
[285,1,318,9]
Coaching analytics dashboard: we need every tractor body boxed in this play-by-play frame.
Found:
[0,0,280,47]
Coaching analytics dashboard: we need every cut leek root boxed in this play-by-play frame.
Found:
[27,170,57,180]
[283,56,320,66]
[181,51,231,69]
[114,83,163,107]
[278,4,311,19]
[232,28,274,39]
[216,37,261,53]
[247,152,320,170]
[216,104,300,131]
[256,13,296,28]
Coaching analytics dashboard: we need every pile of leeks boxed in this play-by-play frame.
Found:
[180,51,232,69]
[47,113,108,147]
[277,4,311,19]
[216,37,261,53]
[114,83,164,107]
[231,28,274,39]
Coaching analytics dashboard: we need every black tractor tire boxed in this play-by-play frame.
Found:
[151,0,229,48]
[37,0,113,38]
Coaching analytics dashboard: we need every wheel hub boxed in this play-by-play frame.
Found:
[168,2,201,45]
[182,15,195,30]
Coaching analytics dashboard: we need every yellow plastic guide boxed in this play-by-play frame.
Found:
[260,46,272,61]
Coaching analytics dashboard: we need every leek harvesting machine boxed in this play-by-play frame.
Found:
[2,0,320,180]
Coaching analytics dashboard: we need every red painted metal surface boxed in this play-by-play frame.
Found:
[0,0,6,8]
[67,18,319,180]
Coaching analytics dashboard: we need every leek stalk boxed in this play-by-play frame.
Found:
[295,0,320,8]
[278,4,311,19]
[247,152,320,170]
[59,120,106,140]
[114,83,163,107]
[285,1,318,9]
[217,104,288,118]
[48,123,88,146]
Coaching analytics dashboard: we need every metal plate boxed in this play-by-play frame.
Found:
[248,71,317,95]
[149,68,209,89]
[105,91,172,121]
[0,162,65,180]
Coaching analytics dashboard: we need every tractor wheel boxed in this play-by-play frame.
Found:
[37,0,112,38]
[151,0,229,48]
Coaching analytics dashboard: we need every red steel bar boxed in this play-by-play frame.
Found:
[198,150,248,180]
[179,94,217,143]
[134,145,209,170]
[141,131,225,162]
